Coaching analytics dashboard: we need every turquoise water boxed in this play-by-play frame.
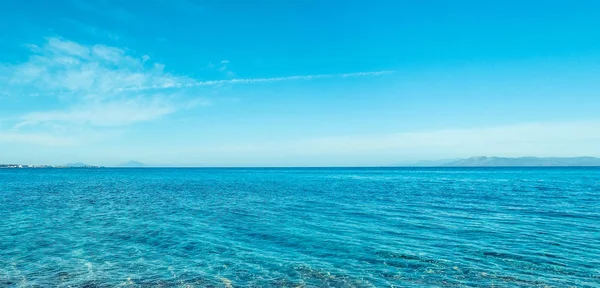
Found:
[1,168,599,287]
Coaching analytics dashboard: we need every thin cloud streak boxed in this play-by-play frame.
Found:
[116,70,395,92]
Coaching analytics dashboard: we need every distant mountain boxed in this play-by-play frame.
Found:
[406,159,459,167]
[442,156,600,167]
[118,161,147,167]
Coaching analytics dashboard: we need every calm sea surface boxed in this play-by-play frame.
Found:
[0,168,599,287]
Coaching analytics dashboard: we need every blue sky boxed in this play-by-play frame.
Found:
[1,0,600,166]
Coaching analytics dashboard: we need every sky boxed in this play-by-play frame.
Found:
[1,0,600,166]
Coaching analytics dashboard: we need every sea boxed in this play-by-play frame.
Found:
[0,168,599,287]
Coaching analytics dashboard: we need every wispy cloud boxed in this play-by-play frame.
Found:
[194,70,395,85]
[9,37,188,97]
[8,37,392,96]
[216,59,234,76]
[117,70,395,92]
[0,37,201,147]
[1,37,393,147]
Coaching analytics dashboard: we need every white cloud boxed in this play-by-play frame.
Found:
[2,37,198,132]
[46,38,89,58]
[91,45,126,63]
[1,37,394,149]
[9,37,189,97]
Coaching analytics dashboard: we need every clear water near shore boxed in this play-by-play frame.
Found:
[1,168,599,287]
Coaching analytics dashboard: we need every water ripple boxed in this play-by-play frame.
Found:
[0,167,599,287]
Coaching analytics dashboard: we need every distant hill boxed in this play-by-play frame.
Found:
[442,156,600,167]
[118,161,147,167]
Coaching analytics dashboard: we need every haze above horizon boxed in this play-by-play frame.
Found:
[1,0,600,166]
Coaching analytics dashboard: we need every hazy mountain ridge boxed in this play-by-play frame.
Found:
[442,156,600,167]
[406,159,459,167]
